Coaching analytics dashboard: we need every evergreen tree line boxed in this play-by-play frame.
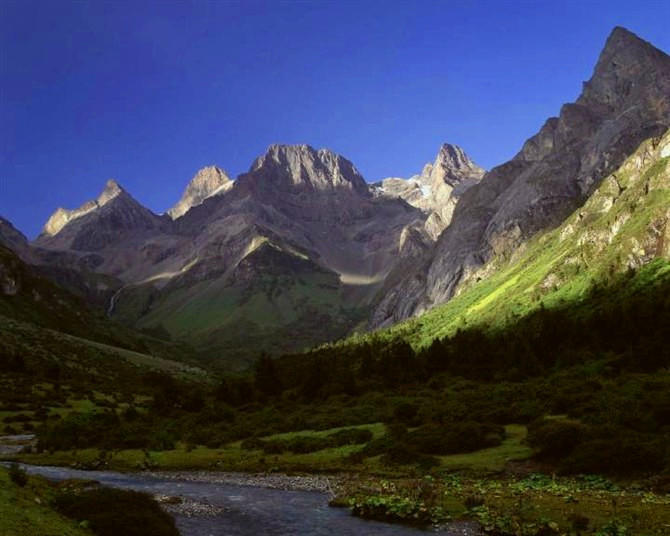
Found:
[257,273,670,401]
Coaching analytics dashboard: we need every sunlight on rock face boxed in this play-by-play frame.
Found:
[338,272,386,285]
[139,257,199,284]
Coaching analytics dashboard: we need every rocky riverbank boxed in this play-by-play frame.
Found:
[147,470,338,494]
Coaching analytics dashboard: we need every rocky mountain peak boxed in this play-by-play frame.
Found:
[431,144,485,188]
[167,166,233,219]
[36,177,163,253]
[436,143,476,169]
[579,26,670,108]
[97,179,124,206]
[0,216,30,255]
[372,144,484,240]
[244,144,369,195]
[40,179,128,237]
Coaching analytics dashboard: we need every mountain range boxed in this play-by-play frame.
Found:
[1,26,668,367]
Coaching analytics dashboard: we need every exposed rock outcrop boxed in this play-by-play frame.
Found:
[371,27,670,327]
[35,180,166,254]
[374,144,485,238]
[167,166,232,219]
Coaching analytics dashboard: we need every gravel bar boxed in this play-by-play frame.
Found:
[146,470,338,493]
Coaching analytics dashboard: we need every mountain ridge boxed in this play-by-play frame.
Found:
[371,26,670,327]
[2,26,667,365]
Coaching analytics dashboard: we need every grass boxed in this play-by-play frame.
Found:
[0,315,206,383]
[343,473,670,534]
[80,338,205,377]
[5,421,669,533]
[437,424,531,472]
[261,422,387,442]
[0,467,92,536]
[9,422,527,475]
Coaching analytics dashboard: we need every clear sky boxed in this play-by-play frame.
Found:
[1,0,669,238]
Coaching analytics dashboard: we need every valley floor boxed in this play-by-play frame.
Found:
[4,424,670,535]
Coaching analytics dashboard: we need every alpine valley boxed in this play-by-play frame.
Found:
[1,26,670,536]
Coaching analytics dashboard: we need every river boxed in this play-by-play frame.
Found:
[17,464,476,535]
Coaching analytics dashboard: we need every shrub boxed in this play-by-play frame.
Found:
[277,436,330,454]
[240,436,266,451]
[262,440,286,454]
[568,512,590,532]
[360,434,396,457]
[346,450,366,464]
[392,402,419,425]
[408,422,505,455]
[350,494,448,526]
[464,494,485,510]
[52,487,179,536]
[560,436,667,475]
[527,418,585,460]
[380,442,439,469]
[8,463,28,487]
[245,427,374,455]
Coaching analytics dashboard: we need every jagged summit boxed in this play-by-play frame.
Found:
[431,144,485,188]
[435,144,480,172]
[603,26,661,58]
[99,179,123,202]
[0,216,31,259]
[374,143,484,238]
[579,26,670,108]
[167,166,232,220]
[35,178,164,252]
[40,179,128,237]
[243,144,369,194]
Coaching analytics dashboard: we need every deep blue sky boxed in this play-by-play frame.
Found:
[1,1,669,238]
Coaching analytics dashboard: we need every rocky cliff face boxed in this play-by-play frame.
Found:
[243,144,371,195]
[168,144,427,292]
[167,166,233,219]
[374,144,485,238]
[371,27,670,327]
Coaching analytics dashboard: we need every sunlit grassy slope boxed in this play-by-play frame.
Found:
[355,133,670,348]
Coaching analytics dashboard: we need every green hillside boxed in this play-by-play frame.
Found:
[0,245,209,435]
[0,245,199,366]
[130,242,365,368]
[358,133,670,349]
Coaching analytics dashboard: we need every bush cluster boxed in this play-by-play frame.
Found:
[407,422,505,455]
[8,463,28,487]
[527,417,670,475]
[52,487,179,536]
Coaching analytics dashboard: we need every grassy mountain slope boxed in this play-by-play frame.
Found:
[0,244,201,368]
[130,242,365,368]
[360,132,669,348]
[0,245,208,434]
